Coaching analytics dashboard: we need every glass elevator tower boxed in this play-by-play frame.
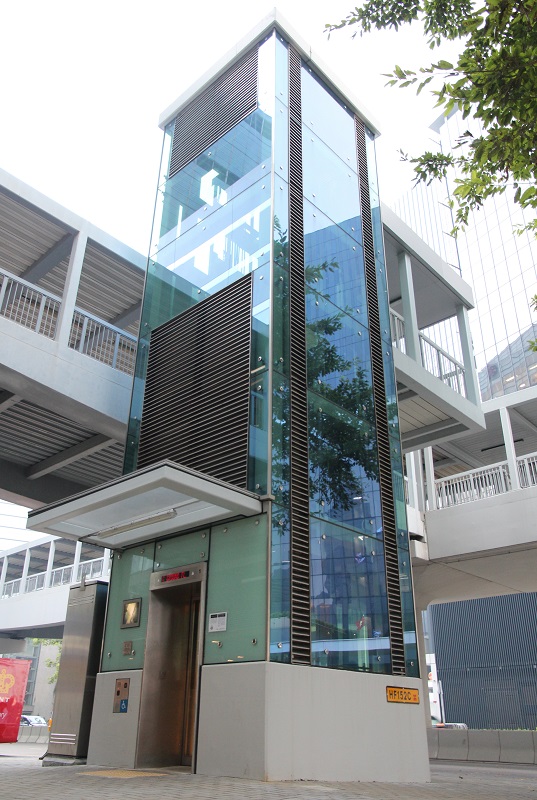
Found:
[122,26,417,678]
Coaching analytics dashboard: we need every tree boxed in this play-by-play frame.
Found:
[33,638,62,685]
[328,0,537,235]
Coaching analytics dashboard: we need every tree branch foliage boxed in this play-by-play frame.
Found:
[327,0,537,234]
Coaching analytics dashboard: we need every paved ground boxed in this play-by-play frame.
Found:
[1,742,537,799]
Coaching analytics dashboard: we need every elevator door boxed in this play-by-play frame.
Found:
[136,572,203,769]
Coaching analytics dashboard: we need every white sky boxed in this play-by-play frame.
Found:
[0,0,459,552]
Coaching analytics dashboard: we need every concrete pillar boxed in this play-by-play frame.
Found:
[44,540,56,589]
[413,450,426,511]
[0,556,8,597]
[414,600,433,728]
[398,250,421,363]
[20,547,31,594]
[55,230,88,347]
[424,447,437,510]
[500,407,520,490]
[456,304,480,404]
[405,453,416,508]
[72,541,82,583]
[103,548,111,575]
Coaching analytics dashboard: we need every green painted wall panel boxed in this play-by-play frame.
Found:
[155,529,210,570]
[204,515,267,664]
[101,544,155,672]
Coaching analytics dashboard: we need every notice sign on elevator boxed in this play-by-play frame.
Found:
[386,686,420,704]
[208,612,227,632]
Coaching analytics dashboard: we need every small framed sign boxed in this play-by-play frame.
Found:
[121,598,141,629]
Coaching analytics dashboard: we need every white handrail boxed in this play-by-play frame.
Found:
[0,266,137,375]
[435,461,511,508]
[389,308,466,397]
[2,557,111,599]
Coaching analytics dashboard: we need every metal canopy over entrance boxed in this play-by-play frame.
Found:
[26,461,264,549]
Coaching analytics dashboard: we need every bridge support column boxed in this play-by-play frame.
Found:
[72,541,82,583]
[500,407,520,490]
[406,450,425,511]
[20,547,31,594]
[399,250,421,363]
[0,555,8,597]
[414,600,432,728]
[424,447,437,510]
[456,304,480,405]
[45,540,56,588]
[55,231,88,348]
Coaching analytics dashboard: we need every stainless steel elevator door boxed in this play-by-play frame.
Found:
[136,579,202,768]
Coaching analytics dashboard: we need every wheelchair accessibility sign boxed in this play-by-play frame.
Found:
[113,678,130,713]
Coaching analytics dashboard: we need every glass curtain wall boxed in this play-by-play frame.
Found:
[302,65,389,674]
[366,130,418,676]
[124,35,278,475]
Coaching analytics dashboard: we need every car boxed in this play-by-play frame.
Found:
[20,715,47,726]
[432,720,468,729]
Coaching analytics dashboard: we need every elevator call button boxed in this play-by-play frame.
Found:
[113,678,130,713]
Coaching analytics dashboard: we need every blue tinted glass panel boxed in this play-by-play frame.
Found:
[155,176,271,296]
[311,519,391,672]
[308,389,382,536]
[304,201,367,326]
[302,130,361,239]
[398,549,418,676]
[270,505,290,662]
[249,370,269,495]
[251,261,270,372]
[301,66,358,171]
[272,375,290,502]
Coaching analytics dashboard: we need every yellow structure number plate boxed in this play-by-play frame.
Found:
[386,686,420,704]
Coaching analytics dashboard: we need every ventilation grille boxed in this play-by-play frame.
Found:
[169,48,258,178]
[288,47,311,666]
[137,275,253,488]
[355,117,406,675]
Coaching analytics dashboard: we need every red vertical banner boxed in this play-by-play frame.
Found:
[0,658,31,743]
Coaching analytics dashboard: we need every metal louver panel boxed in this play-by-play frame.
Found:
[355,116,406,675]
[137,275,253,488]
[169,48,258,178]
[288,47,311,666]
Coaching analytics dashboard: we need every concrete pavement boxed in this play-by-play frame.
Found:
[1,742,537,799]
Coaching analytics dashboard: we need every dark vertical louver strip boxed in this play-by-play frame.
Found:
[355,117,406,675]
[137,275,253,488]
[288,47,311,666]
[169,48,258,178]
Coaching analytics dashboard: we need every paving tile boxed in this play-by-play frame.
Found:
[1,743,537,800]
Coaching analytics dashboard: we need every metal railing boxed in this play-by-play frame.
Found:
[76,557,107,581]
[517,452,537,488]
[2,557,111,598]
[420,333,466,397]
[434,451,537,509]
[389,308,466,397]
[390,308,406,354]
[0,268,60,338]
[435,462,511,508]
[69,310,137,374]
[2,578,21,598]
[50,564,73,587]
[0,267,137,375]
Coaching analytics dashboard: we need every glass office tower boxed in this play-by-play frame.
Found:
[121,26,416,679]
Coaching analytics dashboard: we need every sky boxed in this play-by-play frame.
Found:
[0,0,459,550]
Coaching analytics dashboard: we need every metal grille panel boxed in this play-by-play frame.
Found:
[169,49,258,178]
[137,275,253,487]
[355,117,406,675]
[288,47,311,666]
